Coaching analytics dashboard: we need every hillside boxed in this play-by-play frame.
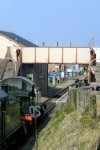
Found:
[33,106,100,150]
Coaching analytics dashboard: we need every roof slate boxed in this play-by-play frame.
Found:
[0,31,37,47]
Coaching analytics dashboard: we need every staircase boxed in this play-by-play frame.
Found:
[3,61,15,79]
[0,59,10,80]
[95,62,100,82]
[0,60,21,80]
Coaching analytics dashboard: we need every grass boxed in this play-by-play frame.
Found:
[33,106,100,150]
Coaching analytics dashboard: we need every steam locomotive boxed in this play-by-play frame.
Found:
[0,76,48,149]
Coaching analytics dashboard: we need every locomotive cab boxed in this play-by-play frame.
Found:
[0,76,44,127]
[0,89,24,149]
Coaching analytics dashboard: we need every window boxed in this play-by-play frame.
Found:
[7,79,22,91]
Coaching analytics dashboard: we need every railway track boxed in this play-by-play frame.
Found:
[43,82,76,113]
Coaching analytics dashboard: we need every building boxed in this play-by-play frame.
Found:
[0,31,48,95]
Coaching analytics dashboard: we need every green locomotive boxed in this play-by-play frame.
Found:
[0,89,25,149]
[0,76,47,149]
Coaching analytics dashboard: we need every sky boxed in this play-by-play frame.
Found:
[0,0,100,47]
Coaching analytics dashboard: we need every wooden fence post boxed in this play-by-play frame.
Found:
[89,94,96,118]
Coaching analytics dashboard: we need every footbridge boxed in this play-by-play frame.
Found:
[0,47,91,80]
[22,47,90,64]
[0,47,91,64]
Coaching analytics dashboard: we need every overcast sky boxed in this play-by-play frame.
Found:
[0,0,100,47]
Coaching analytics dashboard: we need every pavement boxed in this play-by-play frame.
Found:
[41,74,85,103]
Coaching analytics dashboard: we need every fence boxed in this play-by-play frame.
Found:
[68,88,100,150]
[68,88,98,117]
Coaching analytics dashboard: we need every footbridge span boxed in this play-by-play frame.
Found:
[0,47,91,64]
[22,47,90,64]
[0,47,95,95]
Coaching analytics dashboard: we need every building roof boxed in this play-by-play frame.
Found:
[0,76,35,86]
[0,30,37,47]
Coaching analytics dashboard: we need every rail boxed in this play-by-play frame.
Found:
[43,82,76,114]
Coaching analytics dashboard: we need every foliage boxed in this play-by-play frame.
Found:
[33,106,100,150]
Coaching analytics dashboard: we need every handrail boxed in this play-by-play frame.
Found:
[88,59,100,68]
[88,59,100,83]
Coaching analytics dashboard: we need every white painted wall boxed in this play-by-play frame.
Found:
[0,35,20,61]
